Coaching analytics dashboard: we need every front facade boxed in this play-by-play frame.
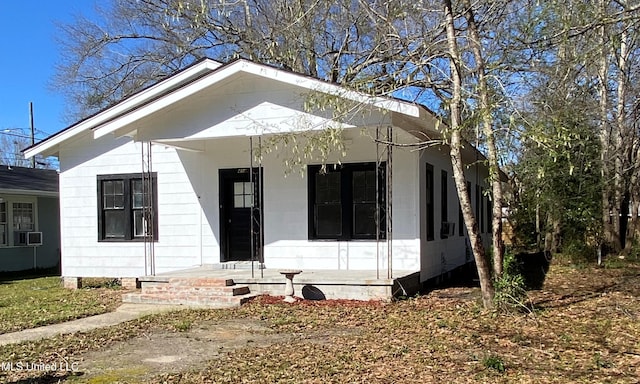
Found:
[0,166,60,272]
[25,59,490,287]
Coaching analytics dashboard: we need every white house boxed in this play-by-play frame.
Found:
[25,58,491,297]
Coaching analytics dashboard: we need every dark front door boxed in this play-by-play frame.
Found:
[219,168,262,262]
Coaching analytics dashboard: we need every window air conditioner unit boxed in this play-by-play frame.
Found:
[27,232,43,246]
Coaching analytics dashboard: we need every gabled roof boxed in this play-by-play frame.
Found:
[24,58,436,159]
[0,166,59,196]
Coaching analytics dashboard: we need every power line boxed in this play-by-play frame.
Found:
[0,131,46,140]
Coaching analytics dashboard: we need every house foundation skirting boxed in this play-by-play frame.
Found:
[135,269,421,302]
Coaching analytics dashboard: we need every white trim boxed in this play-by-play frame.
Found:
[25,59,425,158]
[24,59,223,159]
[0,195,38,248]
[93,60,422,140]
[0,189,58,198]
[151,139,205,153]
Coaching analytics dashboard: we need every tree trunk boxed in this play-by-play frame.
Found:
[463,0,504,278]
[597,3,614,252]
[611,25,628,252]
[443,0,494,309]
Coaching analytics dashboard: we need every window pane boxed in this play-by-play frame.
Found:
[104,210,126,238]
[353,170,375,202]
[132,193,144,209]
[13,202,34,231]
[244,195,253,208]
[114,180,124,194]
[133,210,147,237]
[234,195,244,208]
[0,202,6,223]
[132,179,142,194]
[234,182,244,194]
[114,195,125,208]
[316,204,341,236]
[0,223,6,245]
[103,180,125,209]
[316,172,340,203]
[104,180,114,195]
[354,203,376,236]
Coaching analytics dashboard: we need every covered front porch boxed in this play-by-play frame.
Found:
[123,265,421,306]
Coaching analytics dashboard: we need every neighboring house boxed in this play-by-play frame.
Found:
[0,166,60,272]
[24,58,491,289]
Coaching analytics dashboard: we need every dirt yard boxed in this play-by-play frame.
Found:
[1,261,639,383]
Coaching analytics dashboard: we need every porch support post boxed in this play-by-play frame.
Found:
[259,136,264,279]
[376,127,380,280]
[387,126,393,279]
[141,140,155,276]
[250,136,255,279]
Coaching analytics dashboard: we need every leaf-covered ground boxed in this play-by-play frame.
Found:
[1,262,638,383]
[0,277,125,334]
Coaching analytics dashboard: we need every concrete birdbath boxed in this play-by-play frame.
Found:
[279,270,302,303]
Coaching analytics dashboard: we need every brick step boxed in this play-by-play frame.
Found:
[167,278,235,287]
[122,292,256,308]
[141,283,250,296]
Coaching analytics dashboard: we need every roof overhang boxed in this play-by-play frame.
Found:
[24,59,426,159]
[0,189,59,198]
[91,60,422,141]
[24,59,223,159]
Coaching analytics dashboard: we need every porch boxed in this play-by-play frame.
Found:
[122,265,421,307]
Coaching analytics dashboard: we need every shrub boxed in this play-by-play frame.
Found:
[560,240,596,266]
[494,252,528,311]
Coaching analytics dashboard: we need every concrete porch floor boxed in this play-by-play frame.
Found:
[140,265,421,301]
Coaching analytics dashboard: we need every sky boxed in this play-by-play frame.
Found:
[0,1,96,142]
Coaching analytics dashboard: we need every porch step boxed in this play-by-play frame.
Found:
[122,277,255,308]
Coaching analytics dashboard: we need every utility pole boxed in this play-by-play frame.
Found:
[29,102,35,168]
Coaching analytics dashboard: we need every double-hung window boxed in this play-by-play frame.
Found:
[97,173,157,241]
[12,202,34,245]
[425,163,434,241]
[0,198,37,246]
[308,163,386,240]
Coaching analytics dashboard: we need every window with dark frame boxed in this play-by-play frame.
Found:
[13,202,34,245]
[0,202,6,246]
[440,170,448,239]
[480,187,485,233]
[486,194,492,233]
[458,203,464,236]
[475,184,481,232]
[308,163,386,240]
[97,173,157,241]
[426,163,434,241]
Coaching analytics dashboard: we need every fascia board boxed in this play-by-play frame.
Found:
[93,61,248,139]
[0,189,59,198]
[240,62,422,118]
[94,60,424,140]
[24,59,221,159]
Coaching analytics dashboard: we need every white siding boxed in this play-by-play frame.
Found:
[59,133,208,277]
[418,146,491,281]
[59,128,422,277]
[56,71,490,282]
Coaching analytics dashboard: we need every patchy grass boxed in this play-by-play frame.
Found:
[0,277,124,334]
[1,262,639,383]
